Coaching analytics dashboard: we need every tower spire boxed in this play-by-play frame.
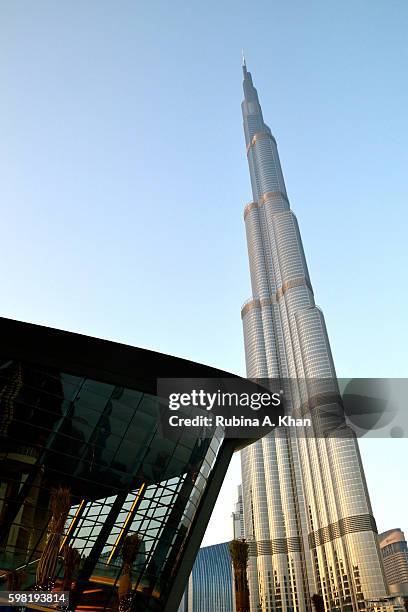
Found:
[242,49,249,79]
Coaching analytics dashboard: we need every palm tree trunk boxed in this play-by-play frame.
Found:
[36,487,71,589]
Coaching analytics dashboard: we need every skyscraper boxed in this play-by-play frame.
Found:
[177,542,235,612]
[232,484,244,540]
[239,60,388,612]
[378,529,408,596]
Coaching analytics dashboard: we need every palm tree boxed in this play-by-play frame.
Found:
[62,545,81,592]
[60,546,81,612]
[229,539,250,612]
[311,593,325,612]
[6,569,25,591]
[118,533,142,605]
[36,487,71,589]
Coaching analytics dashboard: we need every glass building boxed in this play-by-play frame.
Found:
[0,317,265,611]
[378,530,408,596]
[239,60,388,612]
[178,541,234,612]
[232,485,244,540]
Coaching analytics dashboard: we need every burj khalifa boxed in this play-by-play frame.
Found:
[239,59,387,612]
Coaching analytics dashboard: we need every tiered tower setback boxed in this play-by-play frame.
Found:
[240,61,387,612]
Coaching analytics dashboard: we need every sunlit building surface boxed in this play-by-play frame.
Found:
[178,541,234,612]
[366,596,406,612]
[232,484,244,540]
[378,529,408,596]
[0,317,264,611]
[239,61,388,611]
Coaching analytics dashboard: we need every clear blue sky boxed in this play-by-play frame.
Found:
[1,1,407,546]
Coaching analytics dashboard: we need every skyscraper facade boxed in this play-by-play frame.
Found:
[378,529,408,596]
[232,484,244,540]
[239,61,387,612]
[177,542,235,612]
